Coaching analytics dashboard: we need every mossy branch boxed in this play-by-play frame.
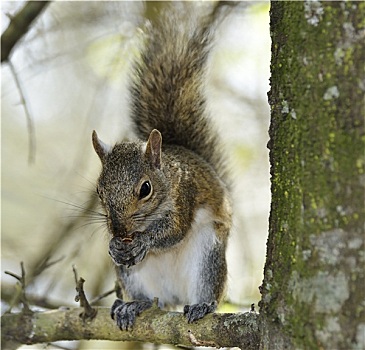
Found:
[1,307,260,349]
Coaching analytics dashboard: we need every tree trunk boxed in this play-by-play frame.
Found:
[259,1,365,349]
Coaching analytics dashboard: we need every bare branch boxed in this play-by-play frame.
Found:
[8,61,36,164]
[33,255,66,277]
[75,278,98,320]
[72,266,97,321]
[4,271,22,282]
[4,262,32,314]
[1,307,260,349]
[1,1,50,63]
[90,287,116,306]
[3,257,66,312]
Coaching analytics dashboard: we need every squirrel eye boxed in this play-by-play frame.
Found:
[139,180,152,200]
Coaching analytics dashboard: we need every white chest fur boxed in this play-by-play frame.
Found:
[124,207,218,306]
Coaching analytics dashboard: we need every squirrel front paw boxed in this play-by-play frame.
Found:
[109,235,148,267]
[183,301,217,323]
[111,299,153,331]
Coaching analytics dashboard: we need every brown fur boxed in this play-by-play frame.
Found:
[93,4,233,328]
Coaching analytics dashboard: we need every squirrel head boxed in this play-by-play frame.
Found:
[92,129,168,238]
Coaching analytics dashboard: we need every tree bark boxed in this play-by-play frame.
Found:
[259,1,365,349]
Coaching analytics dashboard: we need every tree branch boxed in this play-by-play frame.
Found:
[1,307,260,349]
[4,262,32,315]
[8,61,37,164]
[72,265,97,321]
[1,1,50,63]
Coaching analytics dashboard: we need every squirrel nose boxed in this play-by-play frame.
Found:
[109,207,127,237]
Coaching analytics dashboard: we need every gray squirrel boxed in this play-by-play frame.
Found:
[92,3,232,330]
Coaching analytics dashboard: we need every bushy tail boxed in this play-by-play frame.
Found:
[129,4,227,180]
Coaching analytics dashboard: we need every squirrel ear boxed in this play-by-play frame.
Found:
[145,129,162,169]
[92,130,111,162]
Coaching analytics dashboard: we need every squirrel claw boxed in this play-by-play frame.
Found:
[183,301,217,323]
[111,299,153,331]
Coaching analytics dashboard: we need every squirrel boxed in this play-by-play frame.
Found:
[92,4,232,331]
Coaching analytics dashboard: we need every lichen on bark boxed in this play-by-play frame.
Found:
[260,2,365,349]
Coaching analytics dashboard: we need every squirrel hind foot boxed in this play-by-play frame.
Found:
[183,301,217,323]
[111,298,153,331]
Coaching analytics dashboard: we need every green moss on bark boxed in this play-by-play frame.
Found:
[260,2,365,349]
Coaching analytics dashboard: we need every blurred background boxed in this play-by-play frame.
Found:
[1,1,270,349]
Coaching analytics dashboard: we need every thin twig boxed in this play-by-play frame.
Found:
[89,280,124,305]
[3,257,65,312]
[90,288,116,306]
[8,60,36,164]
[4,271,22,281]
[72,266,97,321]
[32,255,65,280]
[4,262,32,314]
